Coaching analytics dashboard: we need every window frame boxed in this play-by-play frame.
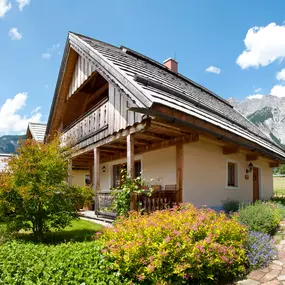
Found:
[225,159,239,189]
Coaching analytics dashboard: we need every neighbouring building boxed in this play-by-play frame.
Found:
[45,32,285,215]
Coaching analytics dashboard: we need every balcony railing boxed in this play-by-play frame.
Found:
[61,98,108,147]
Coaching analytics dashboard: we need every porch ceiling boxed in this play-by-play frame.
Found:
[71,120,199,167]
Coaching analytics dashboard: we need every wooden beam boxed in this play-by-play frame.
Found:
[94,148,100,215]
[269,162,280,168]
[100,134,199,164]
[223,146,239,155]
[246,154,258,161]
[135,134,199,154]
[142,131,173,140]
[127,134,134,178]
[83,82,109,112]
[72,119,150,158]
[176,141,183,203]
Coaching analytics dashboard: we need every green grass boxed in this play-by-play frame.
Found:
[17,219,103,244]
[274,176,285,195]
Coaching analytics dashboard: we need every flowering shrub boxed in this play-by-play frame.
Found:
[100,204,248,284]
[238,201,281,235]
[246,231,277,270]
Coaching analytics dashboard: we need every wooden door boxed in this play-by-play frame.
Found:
[253,167,260,202]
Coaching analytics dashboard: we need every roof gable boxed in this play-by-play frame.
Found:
[27,123,47,142]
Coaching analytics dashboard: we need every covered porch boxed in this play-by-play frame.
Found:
[70,119,199,217]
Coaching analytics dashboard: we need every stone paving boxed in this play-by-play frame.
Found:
[237,222,285,285]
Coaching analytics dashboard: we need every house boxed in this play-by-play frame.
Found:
[26,122,90,187]
[45,32,285,214]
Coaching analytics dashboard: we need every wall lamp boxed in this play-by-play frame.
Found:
[102,166,106,173]
[246,162,254,174]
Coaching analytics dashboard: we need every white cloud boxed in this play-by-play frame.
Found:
[237,23,285,69]
[270,85,285,98]
[42,52,52,60]
[247,94,264,100]
[42,43,60,60]
[205,66,221,74]
[277,68,285,81]
[0,0,12,18]
[16,0,30,11]
[0,93,42,134]
[8,27,22,40]
[254,88,262,93]
[31,106,41,114]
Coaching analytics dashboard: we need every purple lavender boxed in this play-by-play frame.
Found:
[246,231,278,270]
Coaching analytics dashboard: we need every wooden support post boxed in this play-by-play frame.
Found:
[67,158,72,186]
[94,148,100,215]
[127,134,136,210]
[127,134,135,178]
[176,141,183,203]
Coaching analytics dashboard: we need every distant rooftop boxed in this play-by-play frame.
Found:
[26,123,47,142]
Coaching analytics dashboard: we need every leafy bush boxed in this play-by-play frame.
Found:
[0,138,93,237]
[0,241,129,285]
[238,201,281,235]
[246,231,277,270]
[268,201,285,219]
[112,169,152,217]
[221,199,240,213]
[100,204,248,284]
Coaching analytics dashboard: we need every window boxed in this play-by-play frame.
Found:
[112,161,141,188]
[85,174,90,185]
[227,161,238,187]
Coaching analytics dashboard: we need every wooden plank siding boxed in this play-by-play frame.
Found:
[108,84,143,135]
[62,82,144,152]
[68,55,96,99]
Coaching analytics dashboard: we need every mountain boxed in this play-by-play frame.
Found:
[228,95,285,148]
[0,135,25,154]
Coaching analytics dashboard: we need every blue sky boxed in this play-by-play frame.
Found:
[1,0,285,135]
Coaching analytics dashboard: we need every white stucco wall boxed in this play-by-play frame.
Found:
[183,139,273,207]
[71,169,89,186]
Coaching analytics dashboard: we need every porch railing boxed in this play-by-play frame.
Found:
[95,188,178,218]
[131,189,178,212]
[96,191,116,218]
[61,98,108,147]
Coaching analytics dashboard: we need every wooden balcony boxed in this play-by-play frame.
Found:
[61,99,109,147]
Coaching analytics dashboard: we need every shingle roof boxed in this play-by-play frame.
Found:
[48,32,285,161]
[27,123,46,142]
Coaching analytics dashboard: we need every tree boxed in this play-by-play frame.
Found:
[0,138,93,237]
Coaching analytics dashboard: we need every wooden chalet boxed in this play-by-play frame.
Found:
[45,32,285,215]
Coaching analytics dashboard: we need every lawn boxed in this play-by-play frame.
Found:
[17,218,103,244]
[274,176,285,195]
